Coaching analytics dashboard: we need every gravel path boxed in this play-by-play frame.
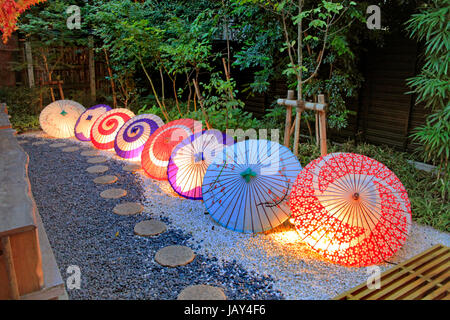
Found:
[19,132,281,300]
[18,131,450,300]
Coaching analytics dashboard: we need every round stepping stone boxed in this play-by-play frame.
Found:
[123,163,141,172]
[87,156,107,164]
[62,146,80,152]
[177,285,227,300]
[81,150,99,156]
[18,140,29,144]
[134,220,167,237]
[49,142,67,148]
[100,188,127,199]
[32,141,47,146]
[113,202,143,216]
[155,245,195,267]
[93,175,118,185]
[86,165,109,174]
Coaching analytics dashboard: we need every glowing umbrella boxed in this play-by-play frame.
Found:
[114,114,164,161]
[168,130,234,200]
[289,152,411,267]
[90,108,135,150]
[39,100,85,138]
[141,118,202,180]
[202,139,302,233]
[74,104,111,141]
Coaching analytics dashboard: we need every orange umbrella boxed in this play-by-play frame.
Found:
[141,119,202,180]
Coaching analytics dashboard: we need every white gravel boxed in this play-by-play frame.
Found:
[22,131,450,299]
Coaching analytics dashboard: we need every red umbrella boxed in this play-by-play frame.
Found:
[290,152,411,267]
[141,119,202,180]
[90,108,135,150]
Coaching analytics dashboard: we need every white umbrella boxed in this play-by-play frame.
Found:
[39,100,85,138]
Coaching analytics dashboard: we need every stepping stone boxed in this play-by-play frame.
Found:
[177,285,227,300]
[49,142,67,148]
[100,188,127,199]
[93,175,118,185]
[134,220,167,237]
[113,202,143,216]
[123,163,141,172]
[87,156,107,164]
[155,245,195,267]
[81,150,99,156]
[62,146,80,152]
[32,141,47,146]
[86,165,109,174]
[18,140,29,144]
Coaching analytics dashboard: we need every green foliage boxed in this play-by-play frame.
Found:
[0,86,44,133]
[405,0,450,199]
[231,0,366,130]
[405,0,449,110]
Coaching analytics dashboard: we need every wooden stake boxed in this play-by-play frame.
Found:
[293,100,304,156]
[88,36,96,102]
[318,94,327,156]
[283,90,295,148]
[1,236,20,300]
[24,41,34,88]
[57,81,64,100]
[192,79,211,130]
[315,112,320,147]
[103,49,117,108]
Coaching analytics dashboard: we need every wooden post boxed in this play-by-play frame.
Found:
[277,93,326,156]
[315,112,320,147]
[318,94,327,156]
[88,36,96,102]
[56,80,64,100]
[1,236,20,300]
[293,100,304,156]
[24,41,35,88]
[283,90,295,147]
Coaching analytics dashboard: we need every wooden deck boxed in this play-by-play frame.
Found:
[335,244,450,300]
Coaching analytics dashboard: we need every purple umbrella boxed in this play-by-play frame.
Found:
[74,104,111,141]
[167,129,234,200]
[114,114,164,161]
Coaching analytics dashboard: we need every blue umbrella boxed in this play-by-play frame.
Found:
[202,139,302,233]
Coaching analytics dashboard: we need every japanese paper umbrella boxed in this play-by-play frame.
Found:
[39,100,85,138]
[289,152,412,267]
[141,118,202,180]
[114,114,164,161]
[202,139,302,233]
[168,129,234,200]
[74,104,111,141]
[90,108,135,150]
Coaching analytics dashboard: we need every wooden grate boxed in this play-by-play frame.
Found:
[334,244,450,300]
